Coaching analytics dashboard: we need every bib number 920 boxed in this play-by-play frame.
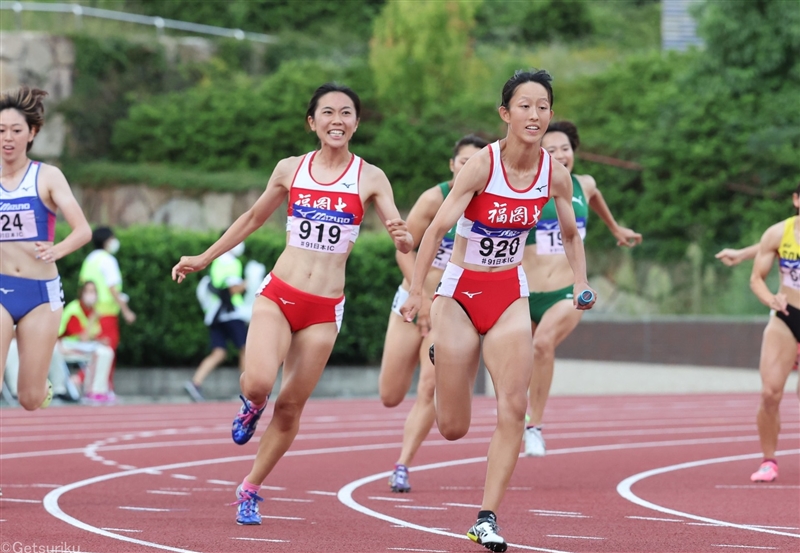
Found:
[479,236,520,259]
[298,220,341,244]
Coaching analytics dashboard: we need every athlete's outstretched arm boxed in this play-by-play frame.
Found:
[35,165,91,263]
[400,150,490,322]
[551,163,595,309]
[172,158,294,283]
[716,243,759,267]
[584,176,642,247]
[364,164,413,254]
[395,187,443,283]
[750,224,786,314]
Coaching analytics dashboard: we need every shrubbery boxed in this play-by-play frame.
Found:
[56,226,401,368]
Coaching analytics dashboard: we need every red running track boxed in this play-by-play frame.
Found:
[0,392,798,553]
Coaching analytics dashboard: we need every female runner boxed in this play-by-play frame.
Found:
[0,86,91,411]
[401,70,595,552]
[172,83,412,525]
[747,186,800,482]
[522,121,641,456]
[380,134,488,492]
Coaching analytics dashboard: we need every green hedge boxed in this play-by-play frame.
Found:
[55,225,401,367]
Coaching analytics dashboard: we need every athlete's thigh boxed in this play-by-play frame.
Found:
[430,297,481,405]
[533,299,583,350]
[279,322,339,403]
[759,316,796,392]
[244,296,293,378]
[483,298,535,396]
[0,305,13,375]
[15,304,61,390]
[379,312,423,398]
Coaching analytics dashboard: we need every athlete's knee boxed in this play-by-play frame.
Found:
[532,337,556,362]
[272,397,305,431]
[496,389,528,423]
[380,386,404,408]
[416,374,436,403]
[438,420,469,441]
[241,372,274,401]
[17,387,46,411]
[761,386,784,410]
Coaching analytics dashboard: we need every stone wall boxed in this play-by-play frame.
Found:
[0,31,74,158]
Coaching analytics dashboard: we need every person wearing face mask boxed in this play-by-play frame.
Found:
[184,238,249,402]
[78,226,136,398]
[57,280,115,404]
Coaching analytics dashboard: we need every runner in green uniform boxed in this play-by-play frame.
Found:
[380,134,487,492]
[522,121,642,456]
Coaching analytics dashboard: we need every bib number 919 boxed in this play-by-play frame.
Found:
[298,220,341,244]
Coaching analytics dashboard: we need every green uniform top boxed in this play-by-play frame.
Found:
[526,175,588,252]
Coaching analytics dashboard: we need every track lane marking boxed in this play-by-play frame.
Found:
[616,448,800,539]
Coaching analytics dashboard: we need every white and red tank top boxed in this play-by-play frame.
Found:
[286,151,365,254]
[0,161,56,242]
[456,141,552,267]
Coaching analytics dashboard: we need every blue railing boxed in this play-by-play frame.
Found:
[0,1,278,43]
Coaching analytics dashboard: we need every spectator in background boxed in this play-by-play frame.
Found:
[184,240,249,402]
[79,226,135,398]
[58,280,115,405]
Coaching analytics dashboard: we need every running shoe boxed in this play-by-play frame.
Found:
[232,485,263,525]
[232,395,266,445]
[750,460,778,482]
[40,380,53,409]
[523,426,546,457]
[389,464,411,493]
[184,380,205,402]
[467,513,507,552]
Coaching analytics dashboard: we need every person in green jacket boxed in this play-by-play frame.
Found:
[184,240,248,402]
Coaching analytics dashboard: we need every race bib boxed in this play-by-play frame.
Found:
[0,209,37,241]
[780,259,800,290]
[288,205,353,254]
[535,217,587,255]
[464,221,527,267]
[432,237,455,270]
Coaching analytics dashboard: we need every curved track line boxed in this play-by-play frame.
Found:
[337,435,800,552]
[616,449,800,538]
[42,441,415,553]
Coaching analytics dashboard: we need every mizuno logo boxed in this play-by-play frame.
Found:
[535,185,547,192]
[0,288,14,294]
[0,203,29,211]
[279,297,295,305]
[461,291,482,299]
[341,182,355,188]
[295,208,313,218]
[21,185,33,192]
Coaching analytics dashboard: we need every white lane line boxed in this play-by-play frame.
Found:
[307,490,337,496]
[626,515,684,522]
[396,505,447,511]
[386,547,447,553]
[547,535,604,540]
[369,496,413,502]
[261,515,305,521]
[443,502,481,508]
[617,448,800,539]
[270,497,313,503]
[170,474,196,480]
[530,509,582,515]
[101,528,143,533]
[749,525,800,530]
[711,546,777,550]
[207,479,237,486]
[715,484,800,489]
[0,498,40,503]
[118,465,137,470]
[262,485,286,491]
[231,537,289,543]
[147,490,190,496]
[119,506,187,512]
[534,513,590,518]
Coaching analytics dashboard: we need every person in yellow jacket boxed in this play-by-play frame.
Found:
[58,281,115,404]
[184,241,249,402]
[79,227,135,396]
